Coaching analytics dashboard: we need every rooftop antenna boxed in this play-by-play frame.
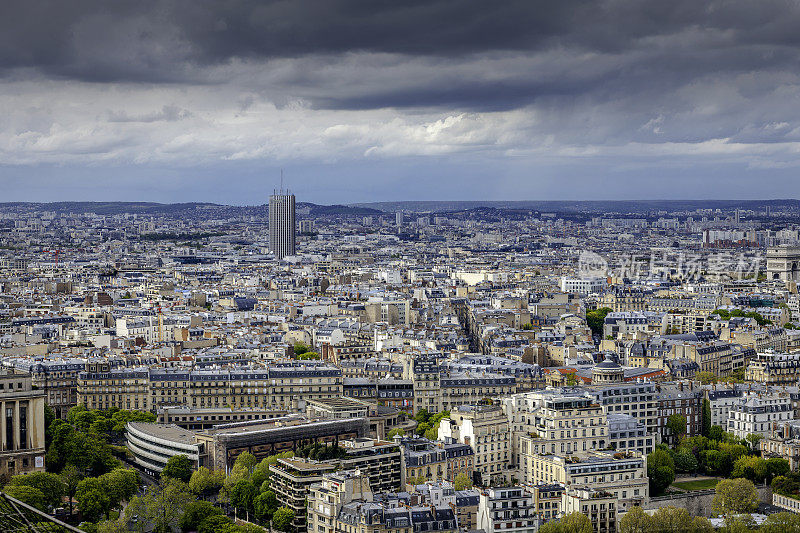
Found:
[280,168,284,194]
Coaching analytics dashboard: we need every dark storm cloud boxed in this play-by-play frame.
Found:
[3,0,800,111]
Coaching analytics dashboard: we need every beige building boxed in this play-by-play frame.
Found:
[0,370,46,478]
[438,404,510,486]
[561,486,617,533]
[745,352,800,385]
[78,365,344,413]
[522,451,647,512]
[598,288,648,313]
[760,422,800,471]
[509,392,609,476]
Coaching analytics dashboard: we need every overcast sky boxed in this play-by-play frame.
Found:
[3,0,800,204]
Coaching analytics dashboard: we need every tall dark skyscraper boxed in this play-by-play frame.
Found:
[269,190,296,259]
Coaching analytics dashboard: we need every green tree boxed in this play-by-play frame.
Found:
[673,451,698,474]
[179,501,223,533]
[619,505,650,533]
[293,343,309,356]
[650,506,693,530]
[416,422,431,437]
[538,511,593,533]
[708,425,725,441]
[691,517,714,533]
[454,473,473,490]
[696,372,718,385]
[124,478,194,533]
[254,490,279,522]
[647,449,675,496]
[719,516,756,533]
[585,307,612,337]
[77,478,111,521]
[234,452,258,473]
[745,433,762,452]
[760,511,800,533]
[387,428,405,439]
[251,459,271,489]
[414,409,431,424]
[7,471,64,509]
[712,478,758,515]
[96,519,129,533]
[731,455,768,484]
[162,454,194,483]
[189,466,225,497]
[61,464,84,516]
[230,479,258,515]
[98,468,138,514]
[701,399,712,436]
[198,515,236,533]
[766,458,790,483]
[272,506,296,532]
[3,485,48,511]
[297,351,320,360]
[666,414,687,445]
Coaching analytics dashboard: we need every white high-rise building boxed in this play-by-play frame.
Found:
[269,191,296,259]
[395,211,404,226]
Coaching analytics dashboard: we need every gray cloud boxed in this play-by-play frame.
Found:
[2,0,800,201]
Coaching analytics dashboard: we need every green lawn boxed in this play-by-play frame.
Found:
[671,478,720,491]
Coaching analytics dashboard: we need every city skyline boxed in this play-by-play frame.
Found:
[3,1,800,203]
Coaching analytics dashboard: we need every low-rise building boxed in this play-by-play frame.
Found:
[126,422,203,475]
[728,393,794,439]
[398,436,475,484]
[561,486,617,533]
[521,451,647,512]
[307,471,458,533]
[477,486,539,533]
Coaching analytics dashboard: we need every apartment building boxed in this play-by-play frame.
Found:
[607,413,654,456]
[398,436,475,484]
[438,404,511,486]
[307,471,458,533]
[586,382,660,437]
[529,483,564,523]
[477,486,539,533]
[517,394,609,474]
[759,421,800,471]
[728,393,794,439]
[13,359,84,418]
[270,457,337,532]
[656,384,702,443]
[408,356,517,414]
[598,288,649,313]
[746,352,800,385]
[522,451,648,512]
[561,487,617,533]
[77,363,344,413]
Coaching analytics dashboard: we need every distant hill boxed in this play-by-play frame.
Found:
[350,199,800,214]
[296,202,382,216]
[0,201,383,217]
[0,202,218,215]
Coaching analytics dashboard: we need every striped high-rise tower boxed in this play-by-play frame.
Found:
[269,189,296,259]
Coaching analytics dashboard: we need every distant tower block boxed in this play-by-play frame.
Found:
[269,190,296,259]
